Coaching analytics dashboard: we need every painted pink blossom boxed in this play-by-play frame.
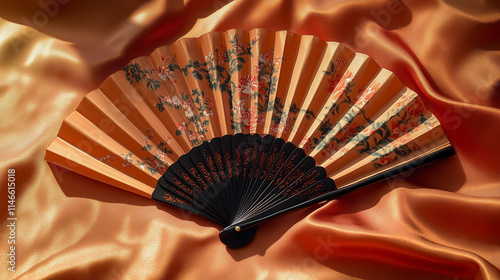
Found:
[354,82,380,107]
[407,98,425,117]
[389,122,410,139]
[238,75,259,97]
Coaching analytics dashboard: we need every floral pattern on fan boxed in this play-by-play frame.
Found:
[114,128,173,176]
[118,30,437,171]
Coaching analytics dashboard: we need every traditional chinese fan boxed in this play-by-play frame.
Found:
[45,29,454,248]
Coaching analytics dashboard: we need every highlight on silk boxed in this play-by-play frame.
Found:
[9,0,71,53]
[1,1,499,279]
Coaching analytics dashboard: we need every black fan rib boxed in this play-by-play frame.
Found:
[152,134,335,248]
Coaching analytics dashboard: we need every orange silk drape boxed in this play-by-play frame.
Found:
[1,1,499,279]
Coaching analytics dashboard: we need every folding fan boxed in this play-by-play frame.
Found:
[45,29,454,248]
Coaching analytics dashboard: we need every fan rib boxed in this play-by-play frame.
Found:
[266,31,301,137]
[319,90,425,178]
[198,32,231,136]
[178,151,230,222]
[292,43,356,147]
[311,69,404,165]
[119,57,196,153]
[77,89,180,165]
[331,120,445,185]
[236,135,275,222]
[238,137,285,220]
[47,138,153,197]
[236,135,262,217]
[170,38,219,143]
[288,41,339,144]
[58,112,160,187]
[100,73,193,156]
[233,141,297,223]
[298,52,375,154]
[278,35,327,141]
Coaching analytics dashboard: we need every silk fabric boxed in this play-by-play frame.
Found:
[1,0,499,279]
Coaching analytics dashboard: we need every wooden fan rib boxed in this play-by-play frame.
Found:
[57,112,160,187]
[46,137,153,198]
[176,150,230,221]
[311,69,405,165]
[198,142,222,184]
[275,156,317,192]
[224,29,252,134]
[157,175,195,201]
[197,141,234,220]
[270,148,308,188]
[291,43,356,147]
[120,56,195,154]
[243,154,317,219]
[251,178,336,222]
[166,162,205,194]
[177,154,210,191]
[188,146,217,186]
[247,134,275,186]
[226,141,454,237]
[232,135,261,221]
[208,138,227,182]
[99,72,193,158]
[191,144,232,218]
[228,134,245,221]
[239,135,261,190]
[151,187,222,223]
[76,89,177,168]
[233,135,256,216]
[236,143,305,221]
[278,35,327,141]
[236,135,275,220]
[243,166,328,221]
[158,168,228,223]
[247,156,321,215]
[318,89,428,175]
[198,32,232,136]
[297,52,378,155]
[332,137,452,189]
[267,31,302,137]
[169,37,223,143]
[260,142,297,189]
[207,138,235,221]
[239,136,285,214]
[233,136,453,234]
[220,135,234,180]
[224,177,335,235]
[234,141,297,221]
[330,118,445,184]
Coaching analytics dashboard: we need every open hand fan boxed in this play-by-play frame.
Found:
[45,29,454,248]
